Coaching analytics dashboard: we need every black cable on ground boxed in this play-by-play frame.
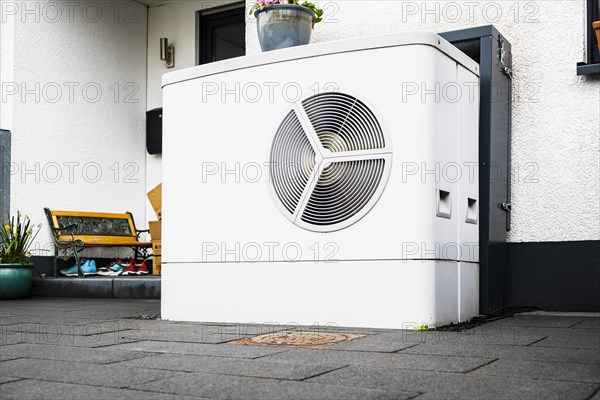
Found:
[472,305,544,322]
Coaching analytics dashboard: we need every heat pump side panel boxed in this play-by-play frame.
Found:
[457,64,480,263]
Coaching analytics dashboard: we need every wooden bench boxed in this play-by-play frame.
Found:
[44,208,151,277]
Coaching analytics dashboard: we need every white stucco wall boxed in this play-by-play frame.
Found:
[145,0,238,222]
[243,0,600,242]
[2,0,148,255]
[0,3,15,131]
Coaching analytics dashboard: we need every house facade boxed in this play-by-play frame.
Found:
[1,1,598,310]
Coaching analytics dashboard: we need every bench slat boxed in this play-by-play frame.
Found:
[50,211,137,219]
[56,235,151,247]
[49,211,138,241]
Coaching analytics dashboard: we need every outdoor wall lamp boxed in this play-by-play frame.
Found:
[160,38,175,69]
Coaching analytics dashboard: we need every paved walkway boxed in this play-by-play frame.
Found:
[0,298,598,399]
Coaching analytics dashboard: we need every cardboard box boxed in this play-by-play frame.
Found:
[147,183,162,220]
[149,221,162,240]
[152,256,161,276]
[152,240,162,256]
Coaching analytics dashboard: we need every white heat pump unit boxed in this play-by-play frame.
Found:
[161,32,480,329]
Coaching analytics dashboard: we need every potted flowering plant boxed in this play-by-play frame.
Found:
[249,0,324,52]
[0,212,41,299]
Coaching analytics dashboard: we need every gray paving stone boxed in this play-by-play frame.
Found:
[0,376,23,385]
[532,329,600,349]
[1,320,134,336]
[0,316,31,326]
[0,347,23,362]
[1,299,160,321]
[106,340,289,359]
[0,358,183,388]
[111,319,283,335]
[104,329,273,344]
[479,315,585,328]
[118,353,345,380]
[263,348,494,373]
[1,328,140,348]
[471,359,600,384]
[448,326,548,345]
[308,365,599,400]
[404,341,600,364]
[289,325,384,334]
[130,371,419,400]
[0,336,23,346]
[325,331,419,352]
[0,380,205,400]
[400,326,547,346]
[0,315,119,326]
[571,318,600,329]
[0,343,152,364]
[59,310,159,320]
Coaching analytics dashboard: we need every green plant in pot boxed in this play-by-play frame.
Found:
[0,212,41,299]
[250,0,324,52]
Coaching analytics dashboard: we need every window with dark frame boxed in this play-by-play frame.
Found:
[586,0,600,64]
[577,0,600,74]
[198,3,246,65]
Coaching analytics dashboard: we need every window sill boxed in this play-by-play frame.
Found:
[577,62,600,76]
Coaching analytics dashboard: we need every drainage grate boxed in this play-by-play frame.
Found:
[228,330,366,349]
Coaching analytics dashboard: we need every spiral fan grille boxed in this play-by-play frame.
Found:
[270,111,316,213]
[270,92,392,232]
[303,93,385,152]
[302,159,386,226]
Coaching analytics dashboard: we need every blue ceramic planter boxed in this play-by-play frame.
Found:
[0,264,32,299]
[255,5,315,52]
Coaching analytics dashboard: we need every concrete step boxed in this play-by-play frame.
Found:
[31,276,160,299]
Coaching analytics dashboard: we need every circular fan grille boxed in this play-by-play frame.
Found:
[303,93,386,152]
[271,111,316,213]
[270,92,392,232]
[302,159,386,226]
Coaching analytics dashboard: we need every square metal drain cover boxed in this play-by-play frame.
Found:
[228,330,366,349]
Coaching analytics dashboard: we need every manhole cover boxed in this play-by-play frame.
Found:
[228,330,366,349]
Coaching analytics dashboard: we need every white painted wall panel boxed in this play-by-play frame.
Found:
[5,1,148,255]
[145,0,238,223]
